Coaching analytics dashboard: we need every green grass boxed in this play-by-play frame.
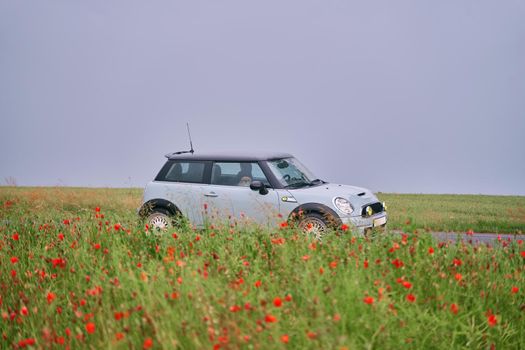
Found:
[0,187,524,349]
[1,187,524,233]
[378,193,525,234]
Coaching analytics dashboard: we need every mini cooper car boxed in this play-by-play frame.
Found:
[139,152,387,236]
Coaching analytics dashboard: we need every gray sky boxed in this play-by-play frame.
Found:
[1,0,524,195]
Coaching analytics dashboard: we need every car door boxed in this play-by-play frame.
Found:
[156,160,209,227]
[202,161,280,227]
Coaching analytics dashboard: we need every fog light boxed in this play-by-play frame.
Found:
[366,206,373,216]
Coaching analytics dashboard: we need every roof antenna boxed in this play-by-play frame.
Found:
[165,122,195,157]
[186,122,195,154]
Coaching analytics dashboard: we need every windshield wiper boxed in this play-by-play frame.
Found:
[284,182,312,189]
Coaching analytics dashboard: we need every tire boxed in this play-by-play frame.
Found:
[297,213,329,240]
[147,209,172,233]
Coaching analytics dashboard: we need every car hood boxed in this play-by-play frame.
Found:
[290,183,373,198]
[285,183,379,215]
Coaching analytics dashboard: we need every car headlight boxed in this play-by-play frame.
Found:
[333,197,354,215]
[383,202,387,211]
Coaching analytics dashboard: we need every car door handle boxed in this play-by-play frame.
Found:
[204,192,218,197]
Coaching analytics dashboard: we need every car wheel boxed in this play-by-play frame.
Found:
[147,209,172,233]
[298,213,328,240]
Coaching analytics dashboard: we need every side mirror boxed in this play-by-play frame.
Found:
[250,180,269,195]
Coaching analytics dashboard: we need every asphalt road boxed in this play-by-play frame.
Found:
[390,230,524,245]
[429,232,525,245]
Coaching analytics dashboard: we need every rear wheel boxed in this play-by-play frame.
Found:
[297,213,328,240]
[147,209,172,233]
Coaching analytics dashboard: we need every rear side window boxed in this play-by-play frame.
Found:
[156,161,206,183]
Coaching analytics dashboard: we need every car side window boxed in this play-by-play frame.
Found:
[211,162,270,187]
[160,161,206,183]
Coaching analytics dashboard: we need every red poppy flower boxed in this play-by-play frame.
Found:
[363,260,369,269]
[487,314,497,327]
[20,306,28,316]
[95,207,101,212]
[285,294,292,302]
[281,334,289,343]
[18,339,35,347]
[51,258,66,268]
[452,258,462,267]
[307,331,317,339]
[114,224,121,231]
[329,261,338,269]
[273,297,282,307]
[363,296,374,305]
[455,273,462,282]
[58,233,64,241]
[254,280,262,288]
[521,251,525,258]
[450,303,459,315]
[12,233,19,241]
[265,314,277,323]
[402,281,412,289]
[428,247,434,255]
[229,305,241,312]
[63,219,70,225]
[271,237,286,245]
[10,257,18,264]
[47,292,56,304]
[341,224,349,231]
[391,258,404,268]
[511,286,519,294]
[279,221,288,228]
[143,337,153,349]
[406,294,416,303]
[85,322,95,334]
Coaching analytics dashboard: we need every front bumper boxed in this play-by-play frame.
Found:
[342,211,388,234]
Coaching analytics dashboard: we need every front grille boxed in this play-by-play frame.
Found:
[361,202,384,217]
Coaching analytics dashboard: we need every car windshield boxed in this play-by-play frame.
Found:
[266,157,321,188]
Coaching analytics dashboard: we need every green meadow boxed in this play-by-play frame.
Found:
[1,187,524,349]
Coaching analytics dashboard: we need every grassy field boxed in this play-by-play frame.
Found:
[1,187,523,233]
[1,187,524,349]
[377,193,525,234]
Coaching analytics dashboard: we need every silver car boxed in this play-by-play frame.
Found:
[139,152,387,236]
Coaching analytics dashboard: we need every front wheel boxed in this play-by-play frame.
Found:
[297,213,328,240]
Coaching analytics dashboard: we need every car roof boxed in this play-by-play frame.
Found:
[165,151,294,162]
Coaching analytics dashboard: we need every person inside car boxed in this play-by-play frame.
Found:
[236,163,252,186]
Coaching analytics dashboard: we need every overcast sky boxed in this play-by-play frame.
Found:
[1,0,524,195]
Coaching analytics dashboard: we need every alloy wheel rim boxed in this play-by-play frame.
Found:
[299,218,326,240]
[150,215,169,230]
